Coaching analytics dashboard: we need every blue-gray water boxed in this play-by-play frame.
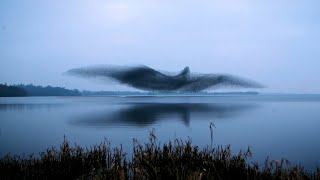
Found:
[1,95,320,170]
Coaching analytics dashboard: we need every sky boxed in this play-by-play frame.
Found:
[1,0,320,93]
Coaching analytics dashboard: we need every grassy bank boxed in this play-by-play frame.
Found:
[1,131,319,179]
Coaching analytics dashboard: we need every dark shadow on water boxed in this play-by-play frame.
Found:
[71,103,258,127]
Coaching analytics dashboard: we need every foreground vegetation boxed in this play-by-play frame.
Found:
[1,131,319,179]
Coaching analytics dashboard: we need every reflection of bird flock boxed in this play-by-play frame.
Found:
[66,65,263,92]
[72,103,257,127]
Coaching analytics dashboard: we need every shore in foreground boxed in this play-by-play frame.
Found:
[1,131,319,179]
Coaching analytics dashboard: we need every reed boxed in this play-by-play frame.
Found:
[1,130,319,179]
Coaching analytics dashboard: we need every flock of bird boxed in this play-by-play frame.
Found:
[66,65,263,92]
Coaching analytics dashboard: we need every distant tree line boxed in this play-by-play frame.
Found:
[0,83,260,97]
[0,84,81,97]
[0,84,27,97]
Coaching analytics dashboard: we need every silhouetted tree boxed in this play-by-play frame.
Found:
[18,84,81,96]
[0,84,27,97]
[0,84,81,96]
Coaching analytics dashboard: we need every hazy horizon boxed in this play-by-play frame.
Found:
[1,0,320,93]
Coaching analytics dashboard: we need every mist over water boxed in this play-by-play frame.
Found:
[1,95,320,170]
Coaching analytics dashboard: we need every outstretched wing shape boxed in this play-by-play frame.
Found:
[65,65,264,92]
[178,74,263,92]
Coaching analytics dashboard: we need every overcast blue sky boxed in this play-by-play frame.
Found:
[1,0,320,92]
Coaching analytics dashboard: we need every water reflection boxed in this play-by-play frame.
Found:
[72,103,257,127]
[0,104,62,111]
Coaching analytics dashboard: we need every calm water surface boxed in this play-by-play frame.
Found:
[1,95,320,170]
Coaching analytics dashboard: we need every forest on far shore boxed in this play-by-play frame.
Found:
[0,84,81,97]
[0,83,259,97]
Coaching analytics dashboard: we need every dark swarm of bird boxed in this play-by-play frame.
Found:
[66,65,264,92]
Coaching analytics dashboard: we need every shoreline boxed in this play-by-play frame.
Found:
[1,132,319,179]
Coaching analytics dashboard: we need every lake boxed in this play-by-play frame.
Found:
[1,95,320,170]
